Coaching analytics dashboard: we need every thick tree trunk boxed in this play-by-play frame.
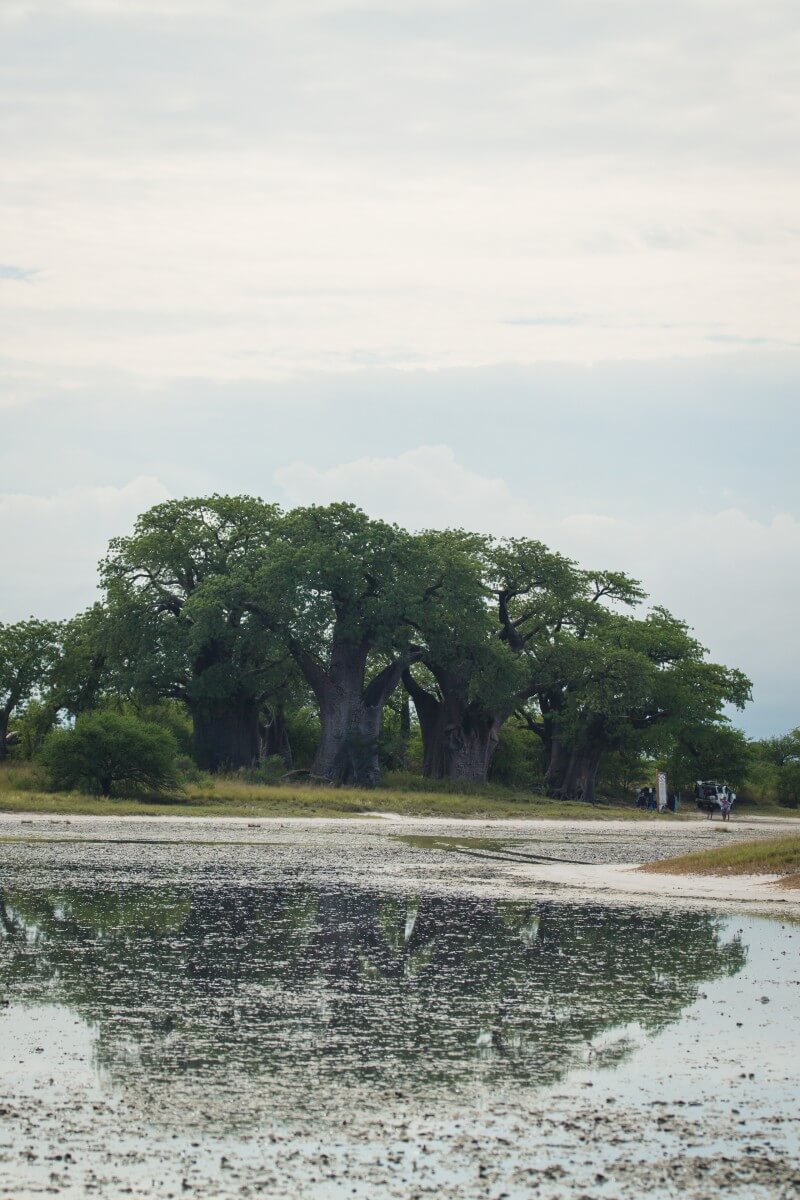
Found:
[559,743,604,803]
[0,711,10,761]
[314,691,384,786]
[403,669,445,777]
[191,697,262,772]
[403,668,501,784]
[302,640,410,787]
[261,707,293,768]
[448,712,502,782]
[545,735,570,793]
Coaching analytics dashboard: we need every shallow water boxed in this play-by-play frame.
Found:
[0,823,798,1198]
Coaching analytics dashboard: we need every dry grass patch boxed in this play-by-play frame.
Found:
[641,834,800,887]
[0,760,675,822]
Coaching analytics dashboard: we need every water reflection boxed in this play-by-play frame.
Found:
[0,886,746,1127]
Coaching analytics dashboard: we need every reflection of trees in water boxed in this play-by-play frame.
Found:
[0,886,746,1121]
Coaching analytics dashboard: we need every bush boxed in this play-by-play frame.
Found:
[777,760,800,809]
[489,725,546,789]
[174,753,213,789]
[9,699,59,760]
[39,711,180,797]
[233,755,288,785]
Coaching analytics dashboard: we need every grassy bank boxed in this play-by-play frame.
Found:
[642,834,800,887]
[0,760,678,822]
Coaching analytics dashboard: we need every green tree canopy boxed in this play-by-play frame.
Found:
[248,505,483,785]
[549,608,751,802]
[0,618,62,759]
[100,495,284,770]
[5,491,754,798]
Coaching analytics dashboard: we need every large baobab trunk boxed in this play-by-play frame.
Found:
[403,668,502,784]
[402,669,446,777]
[191,696,262,772]
[558,742,605,803]
[446,711,502,782]
[296,640,412,787]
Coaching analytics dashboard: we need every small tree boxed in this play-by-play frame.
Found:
[777,761,800,809]
[40,711,180,797]
[0,618,61,759]
[11,698,60,760]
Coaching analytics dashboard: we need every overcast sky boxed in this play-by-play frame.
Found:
[2,0,799,735]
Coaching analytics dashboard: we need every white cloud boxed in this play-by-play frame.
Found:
[2,155,798,383]
[1,1,799,382]
[275,445,538,533]
[1,476,171,621]
[274,446,800,733]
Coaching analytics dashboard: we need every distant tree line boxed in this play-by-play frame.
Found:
[0,496,757,801]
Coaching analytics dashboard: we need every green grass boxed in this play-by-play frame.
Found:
[0,760,684,822]
[642,834,800,886]
[2,760,798,824]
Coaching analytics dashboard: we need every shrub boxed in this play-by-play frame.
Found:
[9,699,59,760]
[174,753,213,788]
[40,711,180,797]
[235,755,291,785]
[489,725,546,789]
[777,760,800,809]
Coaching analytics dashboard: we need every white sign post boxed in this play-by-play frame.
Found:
[656,771,668,812]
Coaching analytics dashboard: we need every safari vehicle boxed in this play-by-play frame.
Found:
[694,780,735,815]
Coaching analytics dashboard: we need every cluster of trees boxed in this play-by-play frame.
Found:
[749,729,800,808]
[1,496,754,801]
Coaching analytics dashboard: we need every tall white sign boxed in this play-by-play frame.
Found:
[656,771,668,812]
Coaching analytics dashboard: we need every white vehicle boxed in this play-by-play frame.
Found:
[694,780,735,814]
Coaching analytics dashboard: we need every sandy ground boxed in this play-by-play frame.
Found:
[2,810,799,911]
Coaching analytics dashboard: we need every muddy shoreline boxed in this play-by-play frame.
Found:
[2,811,799,911]
[1,815,799,1199]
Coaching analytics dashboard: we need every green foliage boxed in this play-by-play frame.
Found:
[256,503,417,653]
[99,495,292,769]
[0,618,62,751]
[776,761,800,809]
[50,605,113,716]
[126,700,194,755]
[39,711,180,798]
[754,729,800,769]
[234,755,290,785]
[596,747,649,798]
[557,608,751,763]
[4,491,761,795]
[281,705,321,769]
[174,753,213,788]
[661,723,753,794]
[745,728,800,807]
[100,495,282,701]
[9,698,60,760]
[489,724,546,788]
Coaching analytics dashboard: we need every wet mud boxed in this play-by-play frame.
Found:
[0,815,798,1197]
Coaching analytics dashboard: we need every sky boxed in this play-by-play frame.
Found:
[1,0,799,736]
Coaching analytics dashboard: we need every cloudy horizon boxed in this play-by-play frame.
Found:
[2,0,799,736]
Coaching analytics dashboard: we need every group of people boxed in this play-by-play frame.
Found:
[694,780,736,820]
[635,780,735,818]
[635,787,679,813]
